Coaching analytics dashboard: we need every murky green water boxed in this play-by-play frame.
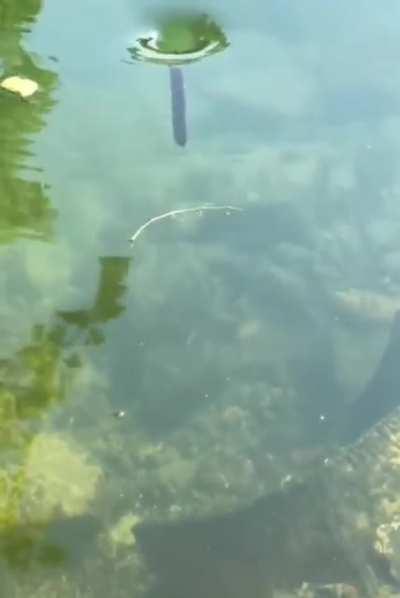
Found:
[2,1,400,596]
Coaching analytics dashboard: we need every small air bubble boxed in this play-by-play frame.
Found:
[112,410,126,419]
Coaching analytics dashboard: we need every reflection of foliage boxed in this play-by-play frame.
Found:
[0,323,66,424]
[59,257,131,345]
[0,467,25,529]
[0,0,58,244]
[0,253,130,570]
[0,0,43,30]
[0,256,130,582]
[0,4,137,593]
[128,10,229,65]
[0,388,31,450]
[155,11,228,54]
[0,256,131,428]
[18,325,65,417]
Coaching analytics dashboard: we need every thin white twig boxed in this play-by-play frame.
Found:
[129,205,243,246]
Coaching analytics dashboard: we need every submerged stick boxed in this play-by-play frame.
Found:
[129,205,242,246]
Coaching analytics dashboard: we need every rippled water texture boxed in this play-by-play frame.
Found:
[2,1,400,597]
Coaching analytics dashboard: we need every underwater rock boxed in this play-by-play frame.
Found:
[116,381,301,524]
[375,522,400,558]
[133,311,400,597]
[136,404,400,597]
[21,433,102,523]
[302,401,400,594]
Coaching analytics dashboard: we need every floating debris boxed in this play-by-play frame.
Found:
[0,75,39,98]
[129,205,243,247]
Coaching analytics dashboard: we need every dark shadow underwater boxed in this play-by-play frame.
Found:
[134,311,400,598]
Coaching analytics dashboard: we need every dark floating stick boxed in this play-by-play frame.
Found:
[169,67,187,147]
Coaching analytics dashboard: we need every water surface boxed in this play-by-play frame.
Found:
[2,0,400,596]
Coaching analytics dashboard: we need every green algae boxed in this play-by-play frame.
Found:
[21,433,102,523]
[0,432,101,532]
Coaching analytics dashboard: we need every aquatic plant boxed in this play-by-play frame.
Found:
[20,433,102,523]
[0,467,25,529]
[104,511,142,560]
[0,430,103,535]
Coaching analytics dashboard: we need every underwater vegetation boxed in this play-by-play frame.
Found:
[58,256,131,346]
[0,432,101,541]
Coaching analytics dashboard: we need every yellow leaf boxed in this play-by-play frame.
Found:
[0,76,39,98]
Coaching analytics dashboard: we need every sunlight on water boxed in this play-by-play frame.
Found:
[2,0,400,596]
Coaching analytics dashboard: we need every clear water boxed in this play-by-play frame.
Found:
[2,0,400,596]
